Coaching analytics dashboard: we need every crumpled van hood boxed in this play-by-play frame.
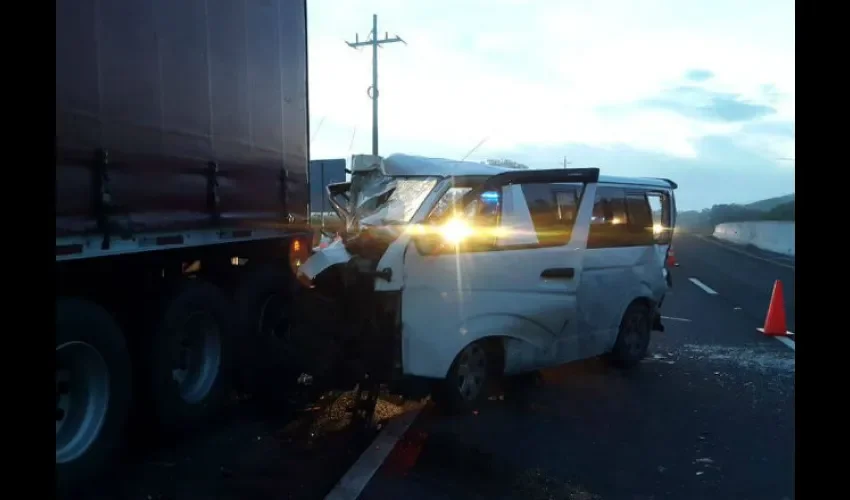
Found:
[304,156,438,282]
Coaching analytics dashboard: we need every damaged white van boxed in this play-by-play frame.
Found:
[295,154,677,412]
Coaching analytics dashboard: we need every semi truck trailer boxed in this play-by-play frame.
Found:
[56,0,311,492]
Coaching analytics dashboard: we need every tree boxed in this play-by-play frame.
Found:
[762,200,794,221]
[675,200,795,234]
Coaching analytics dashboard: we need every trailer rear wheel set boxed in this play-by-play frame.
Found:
[147,281,235,431]
[55,276,251,493]
[56,298,133,494]
[233,265,299,404]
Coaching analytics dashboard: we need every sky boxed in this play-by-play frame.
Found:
[306,0,795,211]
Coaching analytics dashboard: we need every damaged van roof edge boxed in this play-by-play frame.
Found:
[366,154,677,190]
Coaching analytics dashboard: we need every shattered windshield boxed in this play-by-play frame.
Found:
[356,177,439,226]
[428,186,473,220]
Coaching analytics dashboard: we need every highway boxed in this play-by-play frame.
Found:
[679,233,796,335]
[80,233,795,500]
[340,233,796,500]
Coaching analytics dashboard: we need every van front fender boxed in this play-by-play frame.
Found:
[402,309,558,379]
[298,239,352,282]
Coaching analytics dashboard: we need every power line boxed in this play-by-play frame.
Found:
[346,14,406,155]
[347,126,357,153]
[460,136,490,162]
[310,116,326,143]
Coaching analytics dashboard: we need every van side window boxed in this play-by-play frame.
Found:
[555,189,578,224]
[625,191,655,246]
[518,183,580,247]
[587,187,629,249]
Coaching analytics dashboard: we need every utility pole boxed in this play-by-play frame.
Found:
[562,157,572,169]
[346,14,406,155]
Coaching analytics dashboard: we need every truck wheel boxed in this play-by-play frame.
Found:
[56,298,132,494]
[233,265,298,400]
[608,301,652,368]
[432,340,498,414]
[149,281,235,431]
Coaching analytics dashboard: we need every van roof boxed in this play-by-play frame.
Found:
[382,154,676,189]
[383,154,511,177]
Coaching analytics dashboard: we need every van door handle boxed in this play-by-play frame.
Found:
[541,268,575,279]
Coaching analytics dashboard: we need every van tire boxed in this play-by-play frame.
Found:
[56,298,132,496]
[608,301,652,368]
[432,340,498,414]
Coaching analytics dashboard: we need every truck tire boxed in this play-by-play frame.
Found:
[56,298,132,495]
[149,280,235,431]
[608,301,652,368]
[233,265,298,401]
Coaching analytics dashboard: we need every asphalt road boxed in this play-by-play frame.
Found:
[355,233,795,500]
[77,233,795,500]
[676,233,795,334]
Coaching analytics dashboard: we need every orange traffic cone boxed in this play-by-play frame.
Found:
[757,280,789,336]
[666,247,679,267]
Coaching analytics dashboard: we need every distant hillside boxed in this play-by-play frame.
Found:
[676,193,795,234]
[744,193,795,212]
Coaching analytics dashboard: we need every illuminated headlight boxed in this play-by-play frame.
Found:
[653,224,664,235]
[439,218,474,244]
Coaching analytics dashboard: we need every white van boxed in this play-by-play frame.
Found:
[296,154,676,411]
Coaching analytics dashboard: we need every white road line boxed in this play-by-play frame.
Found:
[688,277,718,295]
[661,316,692,322]
[775,336,795,351]
[325,408,423,500]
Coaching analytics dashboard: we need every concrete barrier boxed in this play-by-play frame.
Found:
[713,221,795,256]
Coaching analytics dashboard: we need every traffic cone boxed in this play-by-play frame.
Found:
[757,280,789,336]
[666,246,679,267]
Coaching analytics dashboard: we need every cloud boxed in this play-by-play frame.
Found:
[639,86,776,122]
[760,84,783,105]
[306,0,795,202]
[742,121,795,138]
[685,69,714,82]
[735,119,795,162]
[478,137,795,210]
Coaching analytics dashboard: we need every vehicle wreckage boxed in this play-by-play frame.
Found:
[287,153,677,417]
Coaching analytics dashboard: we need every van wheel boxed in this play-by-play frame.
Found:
[149,281,235,431]
[432,341,497,414]
[56,298,132,495]
[608,301,652,368]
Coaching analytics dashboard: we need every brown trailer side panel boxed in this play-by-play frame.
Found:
[56,0,309,237]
